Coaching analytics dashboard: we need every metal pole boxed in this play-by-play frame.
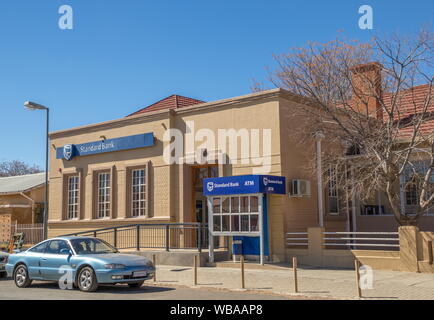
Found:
[293,257,298,293]
[136,225,140,251]
[193,255,198,286]
[355,260,362,298]
[259,194,264,265]
[198,223,202,253]
[315,132,324,228]
[153,254,156,282]
[165,225,170,251]
[207,197,214,263]
[114,228,117,248]
[240,256,245,289]
[43,108,49,240]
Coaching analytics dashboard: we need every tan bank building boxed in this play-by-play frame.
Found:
[48,85,434,262]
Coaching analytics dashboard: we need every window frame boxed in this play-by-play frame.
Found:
[131,168,146,217]
[125,162,150,219]
[327,165,339,215]
[97,172,111,219]
[67,175,80,220]
[62,170,82,221]
[209,194,262,236]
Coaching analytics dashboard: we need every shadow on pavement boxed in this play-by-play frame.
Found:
[97,285,175,295]
[22,281,175,295]
[170,268,191,272]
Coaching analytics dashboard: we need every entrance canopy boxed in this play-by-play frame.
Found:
[203,175,286,196]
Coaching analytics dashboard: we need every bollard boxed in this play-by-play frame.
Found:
[193,255,198,286]
[240,256,245,289]
[355,260,362,298]
[293,257,298,293]
[153,254,157,282]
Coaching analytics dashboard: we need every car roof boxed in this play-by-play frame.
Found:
[49,236,97,241]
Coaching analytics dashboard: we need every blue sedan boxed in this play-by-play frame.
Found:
[5,236,155,292]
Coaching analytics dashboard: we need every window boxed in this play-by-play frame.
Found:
[70,238,117,255]
[28,241,49,253]
[67,176,79,219]
[401,162,434,215]
[131,169,146,217]
[212,195,260,234]
[405,182,418,206]
[97,172,111,218]
[46,240,70,255]
[327,165,339,214]
[360,205,386,216]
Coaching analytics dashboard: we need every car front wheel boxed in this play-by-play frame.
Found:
[128,281,144,288]
[14,264,32,288]
[77,267,98,292]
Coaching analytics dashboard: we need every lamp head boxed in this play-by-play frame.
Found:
[24,101,48,110]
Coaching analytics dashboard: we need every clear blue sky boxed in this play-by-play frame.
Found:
[0,0,432,168]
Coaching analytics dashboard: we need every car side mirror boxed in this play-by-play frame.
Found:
[60,248,72,255]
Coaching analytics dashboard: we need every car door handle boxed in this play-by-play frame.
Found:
[41,258,48,261]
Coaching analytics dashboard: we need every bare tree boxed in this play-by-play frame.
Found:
[265,30,433,226]
[0,160,42,177]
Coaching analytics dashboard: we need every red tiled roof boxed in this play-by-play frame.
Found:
[342,84,433,138]
[382,84,433,138]
[127,95,205,117]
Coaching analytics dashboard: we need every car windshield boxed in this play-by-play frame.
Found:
[70,238,118,255]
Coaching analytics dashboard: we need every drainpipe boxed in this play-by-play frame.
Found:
[20,192,35,224]
[315,132,325,228]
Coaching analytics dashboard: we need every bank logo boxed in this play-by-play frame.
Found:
[263,177,268,186]
[207,182,214,192]
[63,144,74,161]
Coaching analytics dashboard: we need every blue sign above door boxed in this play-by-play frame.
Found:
[56,133,154,161]
[203,175,286,195]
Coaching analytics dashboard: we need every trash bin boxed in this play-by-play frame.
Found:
[232,239,243,262]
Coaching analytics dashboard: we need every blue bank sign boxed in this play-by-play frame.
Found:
[203,175,286,196]
[56,133,154,160]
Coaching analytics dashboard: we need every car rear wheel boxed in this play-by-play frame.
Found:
[128,281,144,288]
[14,264,32,288]
[77,267,98,292]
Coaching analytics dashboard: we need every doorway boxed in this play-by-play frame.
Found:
[191,165,219,248]
[191,165,218,224]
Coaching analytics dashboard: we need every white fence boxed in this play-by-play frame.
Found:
[323,231,400,250]
[0,223,44,245]
[286,230,400,250]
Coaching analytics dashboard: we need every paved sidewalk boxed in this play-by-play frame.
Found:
[152,264,434,300]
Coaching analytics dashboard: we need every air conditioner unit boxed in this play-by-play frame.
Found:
[290,179,311,197]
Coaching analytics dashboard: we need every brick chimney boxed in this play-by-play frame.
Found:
[350,62,383,120]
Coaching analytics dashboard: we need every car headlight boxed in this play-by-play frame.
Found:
[144,260,154,267]
[104,263,126,269]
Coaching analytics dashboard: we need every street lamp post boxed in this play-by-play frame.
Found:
[24,101,50,240]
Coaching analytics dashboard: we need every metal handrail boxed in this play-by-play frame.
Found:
[324,231,398,235]
[324,237,398,241]
[61,222,204,236]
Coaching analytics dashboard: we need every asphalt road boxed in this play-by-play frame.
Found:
[0,277,291,300]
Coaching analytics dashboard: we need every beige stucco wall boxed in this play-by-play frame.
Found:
[47,91,288,262]
[46,89,434,261]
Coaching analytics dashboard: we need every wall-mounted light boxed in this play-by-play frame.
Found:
[99,135,107,140]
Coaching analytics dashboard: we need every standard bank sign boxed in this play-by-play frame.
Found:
[56,133,154,160]
[203,175,286,196]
